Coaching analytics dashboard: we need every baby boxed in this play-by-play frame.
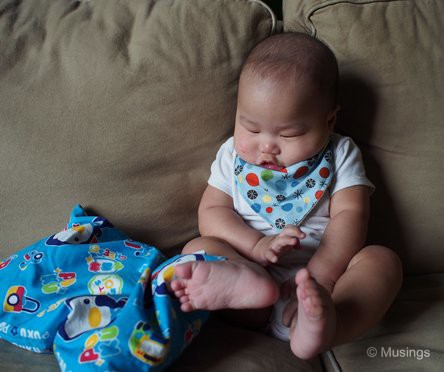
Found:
[170,33,402,359]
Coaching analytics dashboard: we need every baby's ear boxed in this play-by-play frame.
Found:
[327,105,340,131]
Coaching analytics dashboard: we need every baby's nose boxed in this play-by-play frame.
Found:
[260,140,280,154]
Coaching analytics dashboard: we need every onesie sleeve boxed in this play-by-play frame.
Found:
[330,135,375,196]
[207,137,235,197]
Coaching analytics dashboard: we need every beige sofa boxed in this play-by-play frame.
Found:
[1,0,443,370]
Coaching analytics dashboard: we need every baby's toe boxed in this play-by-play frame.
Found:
[295,268,310,285]
[174,262,194,279]
[173,289,186,298]
[171,279,186,291]
[179,295,190,304]
[180,302,194,312]
[304,284,320,298]
[178,294,195,312]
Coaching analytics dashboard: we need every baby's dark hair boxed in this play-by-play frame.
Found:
[240,32,339,110]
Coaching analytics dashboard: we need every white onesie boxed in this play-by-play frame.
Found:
[208,133,374,340]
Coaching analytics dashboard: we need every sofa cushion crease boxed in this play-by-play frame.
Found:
[284,1,444,371]
[284,0,444,274]
[0,0,276,256]
[330,274,444,371]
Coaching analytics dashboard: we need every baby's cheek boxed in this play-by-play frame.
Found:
[235,140,251,158]
[237,143,248,155]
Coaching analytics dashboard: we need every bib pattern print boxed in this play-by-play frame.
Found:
[234,142,334,232]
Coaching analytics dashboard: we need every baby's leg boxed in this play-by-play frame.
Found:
[290,268,337,359]
[171,237,279,313]
[289,245,402,359]
[328,245,402,346]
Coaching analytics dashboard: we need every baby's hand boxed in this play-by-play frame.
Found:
[253,225,305,266]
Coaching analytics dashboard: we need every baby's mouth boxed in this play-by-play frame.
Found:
[259,162,286,172]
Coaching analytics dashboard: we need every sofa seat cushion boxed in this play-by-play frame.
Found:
[172,316,322,371]
[283,0,444,274]
[0,315,322,372]
[328,274,444,371]
[0,0,275,256]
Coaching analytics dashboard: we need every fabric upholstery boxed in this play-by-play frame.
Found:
[331,273,444,371]
[283,0,444,274]
[283,1,444,370]
[2,0,444,370]
[0,315,323,371]
[0,0,275,256]
[1,1,315,370]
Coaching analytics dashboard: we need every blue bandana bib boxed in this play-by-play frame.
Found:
[234,141,334,232]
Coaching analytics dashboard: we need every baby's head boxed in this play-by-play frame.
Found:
[234,32,339,168]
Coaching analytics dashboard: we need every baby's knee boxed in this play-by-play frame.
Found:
[368,245,402,269]
[356,245,403,285]
[182,236,237,258]
[182,237,206,254]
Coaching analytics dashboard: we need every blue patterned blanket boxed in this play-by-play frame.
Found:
[0,205,221,371]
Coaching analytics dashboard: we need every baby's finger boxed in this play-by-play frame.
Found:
[272,235,300,253]
[281,225,306,239]
[265,249,279,264]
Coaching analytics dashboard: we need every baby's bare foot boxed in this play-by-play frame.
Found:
[290,268,336,359]
[170,260,278,312]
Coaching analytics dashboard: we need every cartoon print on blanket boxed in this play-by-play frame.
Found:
[0,205,224,371]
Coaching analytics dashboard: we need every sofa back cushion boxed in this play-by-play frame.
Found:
[283,0,444,273]
[0,0,275,256]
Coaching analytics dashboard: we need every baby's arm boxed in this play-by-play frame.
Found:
[306,185,370,293]
[198,185,263,256]
[199,185,304,265]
